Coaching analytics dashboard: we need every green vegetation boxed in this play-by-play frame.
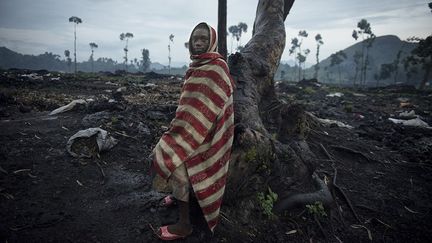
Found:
[306,201,327,217]
[257,187,278,219]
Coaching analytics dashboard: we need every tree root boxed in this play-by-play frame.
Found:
[273,172,334,213]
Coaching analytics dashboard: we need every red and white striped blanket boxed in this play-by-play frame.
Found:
[153,23,235,232]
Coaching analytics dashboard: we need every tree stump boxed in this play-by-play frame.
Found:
[223,0,333,222]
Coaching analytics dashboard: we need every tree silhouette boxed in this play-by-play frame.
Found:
[64,50,72,73]
[228,25,239,53]
[120,32,134,72]
[314,34,323,79]
[330,50,347,85]
[228,22,248,53]
[290,30,308,80]
[352,19,375,86]
[141,48,150,72]
[168,34,174,74]
[89,42,98,73]
[68,16,82,77]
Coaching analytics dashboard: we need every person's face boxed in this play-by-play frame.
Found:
[191,28,210,55]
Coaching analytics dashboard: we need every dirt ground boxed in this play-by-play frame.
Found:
[1,70,431,242]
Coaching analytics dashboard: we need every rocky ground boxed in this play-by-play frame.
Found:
[0,70,431,242]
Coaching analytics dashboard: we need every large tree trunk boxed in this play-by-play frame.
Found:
[223,0,332,222]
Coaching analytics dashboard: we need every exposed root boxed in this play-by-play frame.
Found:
[273,172,334,213]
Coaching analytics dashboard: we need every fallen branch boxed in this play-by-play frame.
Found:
[95,160,106,183]
[330,145,374,163]
[332,168,362,223]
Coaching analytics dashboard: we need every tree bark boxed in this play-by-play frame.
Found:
[218,0,228,59]
[223,0,330,222]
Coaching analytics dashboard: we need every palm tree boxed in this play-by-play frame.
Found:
[120,32,134,72]
[68,16,82,76]
[89,42,98,73]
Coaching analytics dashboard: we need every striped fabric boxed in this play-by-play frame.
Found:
[152,23,235,232]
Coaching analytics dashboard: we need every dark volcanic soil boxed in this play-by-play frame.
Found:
[1,70,431,243]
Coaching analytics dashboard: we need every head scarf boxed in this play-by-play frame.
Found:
[188,22,218,57]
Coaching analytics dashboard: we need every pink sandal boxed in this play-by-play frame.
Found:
[159,195,176,207]
[149,224,192,241]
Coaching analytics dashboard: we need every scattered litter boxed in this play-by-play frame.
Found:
[34,134,41,139]
[86,98,95,102]
[49,99,87,115]
[61,126,70,131]
[66,128,118,158]
[326,92,344,97]
[104,89,112,93]
[50,77,61,81]
[108,99,117,103]
[285,230,297,235]
[316,117,353,129]
[353,93,366,97]
[20,73,43,80]
[388,117,430,128]
[144,83,156,87]
[76,180,84,186]
[398,110,417,118]
[116,87,127,92]
[13,169,31,174]
[105,81,119,86]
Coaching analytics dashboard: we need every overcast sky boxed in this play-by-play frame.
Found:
[0,0,430,66]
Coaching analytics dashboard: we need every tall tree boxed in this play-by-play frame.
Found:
[288,37,299,79]
[141,48,150,72]
[168,34,174,74]
[290,30,308,81]
[330,50,347,85]
[314,34,323,79]
[120,32,134,72]
[89,42,98,73]
[68,16,82,77]
[228,25,239,53]
[64,50,72,73]
[228,22,248,52]
[352,19,375,86]
[218,0,228,59]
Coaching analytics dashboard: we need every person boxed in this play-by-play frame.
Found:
[150,22,235,240]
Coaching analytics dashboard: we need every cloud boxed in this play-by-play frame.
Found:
[0,0,430,66]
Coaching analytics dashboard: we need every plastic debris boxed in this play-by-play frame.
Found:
[326,92,344,97]
[398,110,417,118]
[49,99,87,115]
[66,128,118,158]
[388,117,430,128]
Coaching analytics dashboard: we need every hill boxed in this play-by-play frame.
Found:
[313,35,422,86]
[276,35,425,87]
